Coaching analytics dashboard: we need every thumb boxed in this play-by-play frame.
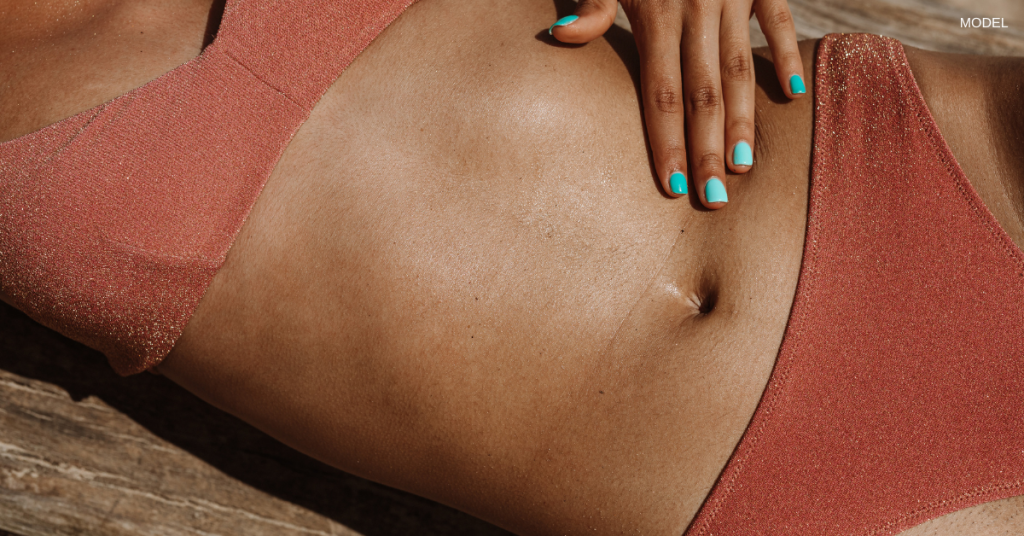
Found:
[548,0,619,44]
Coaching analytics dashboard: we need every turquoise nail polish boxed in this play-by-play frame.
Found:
[548,15,579,35]
[789,74,806,95]
[669,172,688,195]
[705,177,728,203]
[733,141,753,167]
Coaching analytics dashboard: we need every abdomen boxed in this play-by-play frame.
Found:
[161,0,812,533]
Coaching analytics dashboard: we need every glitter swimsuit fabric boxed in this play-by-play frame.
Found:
[0,0,415,375]
[684,33,1024,535]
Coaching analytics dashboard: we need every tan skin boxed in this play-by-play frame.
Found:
[2,0,1023,533]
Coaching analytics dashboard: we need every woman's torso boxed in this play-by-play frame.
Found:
[2,0,1022,533]
[158,1,811,531]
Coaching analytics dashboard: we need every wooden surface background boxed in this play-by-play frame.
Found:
[2,1,1023,535]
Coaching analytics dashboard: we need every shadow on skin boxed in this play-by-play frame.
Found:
[202,0,227,50]
[0,302,510,536]
[541,0,797,212]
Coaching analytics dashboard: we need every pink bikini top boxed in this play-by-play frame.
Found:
[685,34,1024,535]
[0,0,414,374]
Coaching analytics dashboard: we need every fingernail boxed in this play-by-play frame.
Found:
[789,74,806,95]
[705,177,728,203]
[733,141,753,167]
[548,15,579,35]
[669,171,688,195]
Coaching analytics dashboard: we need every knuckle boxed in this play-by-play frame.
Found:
[726,116,754,135]
[660,143,688,163]
[697,152,725,172]
[579,0,614,16]
[722,53,753,82]
[687,85,722,114]
[762,7,794,32]
[650,83,683,114]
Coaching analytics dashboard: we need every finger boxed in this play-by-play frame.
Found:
[631,8,688,198]
[681,3,728,208]
[754,0,805,99]
[720,1,756,174]
[548,0,618,43]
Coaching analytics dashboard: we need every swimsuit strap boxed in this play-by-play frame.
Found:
[0,0,415,374]
[685,33,1024,536]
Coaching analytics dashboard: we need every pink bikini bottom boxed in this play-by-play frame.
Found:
[685,34,1024,535]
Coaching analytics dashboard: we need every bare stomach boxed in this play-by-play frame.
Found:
[6,0,1019,533]
[160,0,810,532]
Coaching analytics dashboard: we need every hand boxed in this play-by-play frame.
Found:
[549,0,805,208]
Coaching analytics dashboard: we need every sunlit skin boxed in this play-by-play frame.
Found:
[1,0,1023,534]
